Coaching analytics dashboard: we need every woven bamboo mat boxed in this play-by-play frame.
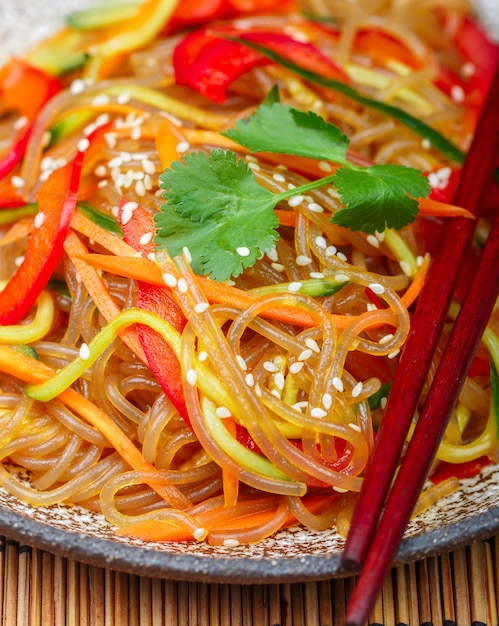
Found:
[0,535,497,625]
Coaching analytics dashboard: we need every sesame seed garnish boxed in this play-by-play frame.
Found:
[288,194,304,207]
[108,156,123,169]
[117,92,131,104]
[182,246,192,263]
[322,393,333,410]
[271,263,285,272]
[34,212,45,229]
[193,528,207,541]
[198,351,208,362]
[325,245,337,257]
[380,397,388,410]
[289,362,304,374]
[177,278,188,293]
[13,116,28,130]
[92,94,110,106]
[274,373,285,390]
[223,539,240,548]
[368,282,385,295]
[162,273,177,287]
[121,209,133,225]
[388,349,400,360]
[332,377,344,392]
[11,175,25,188]
[216,406,231,418]
[318,161,333,172]
[272,173,286,183]
[461,62,475,78]
[254,383,262,397]
[70,79,86,95]
[147,252,156,261]
[194,302,209,314]
[450,84,465,103]
[399,260,412,277]
[97,180,108,189]
[307,202,324,213]
[421,138,432,150]
[131,127,142,141]
[288,282,302,293]
[351,382,363,398]
[309,272,324,279]
[135,180,146,196]
[236,355,247,370]
[14,255,24,267]
[298,349,313,361]
[142,159,156,175]
[303,339,319,354]
[271,389,281,398]
[416,255,424,267]
[245,373,255,387]
[139,232,153,246]
[95,165,107,177]
[335,273,349,283]
[311,407,327,418]
[247,161,261,171]
[267,248,278,262]
[186,369,197,386]
[263,361,279,373]
[296,255,312,266]
[337,252,348,262]
[176,140,190,153]
[144,174,153,190]
[379,333,394,345]
[236,246,250,257]
[366,234,380,248]
[79,343,91,360]
[366,302,377,311]
[350,423,362,433]
[333,486,349,493]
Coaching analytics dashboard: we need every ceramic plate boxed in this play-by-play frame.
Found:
[1,0,498,585]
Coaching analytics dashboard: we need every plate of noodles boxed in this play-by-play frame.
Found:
[0,0,498,584]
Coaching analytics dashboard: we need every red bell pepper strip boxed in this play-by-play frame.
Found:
[173,27,349,103]
[429,455,491,484]
[0,149,84,325]
[0,59,60,181]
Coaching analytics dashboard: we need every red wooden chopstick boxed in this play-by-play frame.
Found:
[342,60,499,570]
[344,194,499,626]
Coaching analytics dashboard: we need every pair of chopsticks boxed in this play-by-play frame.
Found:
[343,61,499,626]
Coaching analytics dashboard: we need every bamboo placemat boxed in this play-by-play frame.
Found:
[0,534,497,625]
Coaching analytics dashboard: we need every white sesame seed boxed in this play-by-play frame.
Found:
[79,343,91,360]
[325,245,337,257]
[176,140,190,153]
[245,373,255,387]
[144,174,153,190]
[263,361,279,373]
[108,156,123,168]
[335,273,349,283]
[461,62,475,78]
[350,422,362,433]
[421,138,432,150]
[307,202,324,213]
[368,283,385,295]
[380,397,388,410]
[351,382,363,398]
[247,161,261,171]
[236,355,247,370]
[333,486,349,493]
[272,173,286,183]
[139,232,153,246]
[288,282,302,293]
[271,263,285,272]
[186,369,197,386]
[162,273,177,287]
[388,349,400,360]
[95,165,107,177]
[11,176,25,188]
[322,393,333,410]
[193,528,207,541]
[274,373,285,390]
[121,209,133,225]
[70,79,86,95]
[34,212,45,229]
[451,84,465,103]
[271,389,281,398]
[198,351,208,362]
[92,94,110,106]
[311,407,327,418]
[296,255,312,266]
[379,333,394,345]
[366,234,380,248]
[14,255,24,267]
[309,272,324,279]
[223,539,240,548]
[416,255,424,267]
[289,362,304,374]
[177,278,188,293]
[337,252,348,262]
[131,127,142,141]
[318,161,333,172]
[254,383,262,397]
[194,302,209,314]
[266,248,279,262]
[216,406,231,418]
[288,194,304,207]
[236,246,250,257]
[135,180,146,196]
[13,115,28,130]
[298,349,313,362]
[305,338,320,353]
[315,236,327,250]
[366,302,377,311]
[147,252,156,261]
[332,377,344,392]
[142,159,156,175]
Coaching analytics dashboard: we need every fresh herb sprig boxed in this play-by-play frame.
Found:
[155,100,430,282]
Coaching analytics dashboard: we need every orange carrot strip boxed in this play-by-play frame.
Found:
[156,117,182,169]
[70,210,137,257]
[0,345,190,509]
[418,197,475,219]
[275,209,297,228]
[401,254,431,308]
[63,232,146,361]
[0,216,33,246]
[117,520,197,542]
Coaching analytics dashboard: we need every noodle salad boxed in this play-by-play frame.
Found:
[0,0,497,547]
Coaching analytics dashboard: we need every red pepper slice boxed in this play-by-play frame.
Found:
[0,119,33,181]
[429,455,491,484]
[0,150,84,324]
[173,26,349,103]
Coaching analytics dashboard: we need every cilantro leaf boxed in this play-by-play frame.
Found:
[224,102,349,164]
[331,164,430,233]
[155,150,279,281]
